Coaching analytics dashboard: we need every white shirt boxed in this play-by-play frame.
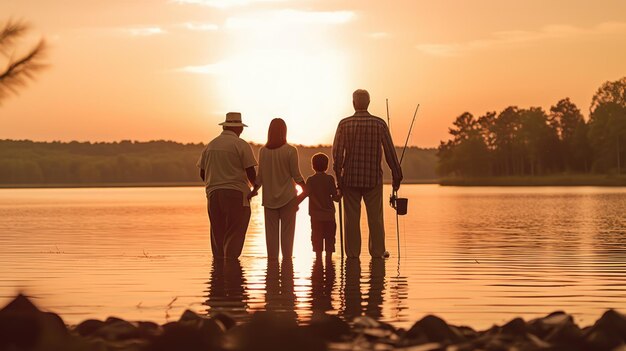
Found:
[256,144,304,209]
[197,130,257,206]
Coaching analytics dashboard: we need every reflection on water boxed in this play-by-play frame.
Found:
[0,186,625,329]
[205,259,248,321]
[310,256,334,313]
[342,258,386,321]
[202,256,404,326]
[264,259,296,317]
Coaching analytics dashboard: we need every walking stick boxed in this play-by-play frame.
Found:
[387,99,401,259]
[338,198,344,259]
[388,102,420,259]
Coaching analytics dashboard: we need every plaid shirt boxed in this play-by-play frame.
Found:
[332,110,403,188]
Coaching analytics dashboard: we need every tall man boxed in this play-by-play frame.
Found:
[197,112,258,259]
[332,90,403,258]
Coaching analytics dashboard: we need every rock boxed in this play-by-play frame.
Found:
[405,315,465,345]
[179,309,203,323]
[161,321,179,331]
[594,309,626,336]
[585,329,622,351]
[199,318,226,348]
[528,312,586,350]
[4,293,626,351]
[93,319,139,340]
[75,319,105,336]
[211,313,236,331]
[0,294,71,351]
[584,309,626,351]
[221,324,248,350]
[104,316,127,325]
[456,319,553,351]
[144,322,208,351]
[525,332,552,349]
[137,321,160,332]
[527,311,572,338]
[351,314,398,344]
[544,322,585,351]
[0,310,41,350]
[456,325,478,340]
[175,310,226,347]
[362,327,393,339]
[404,343,446,351]
[39,311,69,340]
[501,317,527,336]
[134,321,161,339]
[353,315,381,329]
[0,293,40,314]
[233,311,325,351]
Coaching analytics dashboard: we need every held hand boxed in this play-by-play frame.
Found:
[247,189,258,200]
[295,192,307,206]
[392,178,401,191]
[334,188,343,201]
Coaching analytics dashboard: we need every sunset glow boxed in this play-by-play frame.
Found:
[1,1,626,146]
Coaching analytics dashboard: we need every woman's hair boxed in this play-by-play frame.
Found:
[265,118,287,150]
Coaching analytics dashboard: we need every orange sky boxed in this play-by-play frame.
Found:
[1,0,626,147]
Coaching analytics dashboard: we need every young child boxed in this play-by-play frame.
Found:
[305,153,341,259]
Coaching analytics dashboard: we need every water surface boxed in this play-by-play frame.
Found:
[1,185,625,329]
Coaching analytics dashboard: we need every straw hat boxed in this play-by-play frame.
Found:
[219,112,248,127]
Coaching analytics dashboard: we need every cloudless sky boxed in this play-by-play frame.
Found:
[1,0,626,147]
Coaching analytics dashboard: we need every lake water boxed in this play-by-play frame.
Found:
[1,185,625,329]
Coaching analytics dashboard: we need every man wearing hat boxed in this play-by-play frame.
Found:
[197,112,259,259]
[332,89,403,258]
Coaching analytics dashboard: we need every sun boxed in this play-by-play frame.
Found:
[208,11,354,145]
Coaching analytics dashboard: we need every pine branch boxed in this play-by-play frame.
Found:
[0,20,29,55]
[0,19,48,103]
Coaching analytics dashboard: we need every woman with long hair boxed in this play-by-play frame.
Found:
[253,118,305,259]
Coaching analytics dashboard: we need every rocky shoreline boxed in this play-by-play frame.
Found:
[1,294,625,351]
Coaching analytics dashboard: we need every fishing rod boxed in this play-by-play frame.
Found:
[339,196,344,260]
[388,103,420,259]
[400,104,419,164]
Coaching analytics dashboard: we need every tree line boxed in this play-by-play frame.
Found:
[0,140,437,186]
[438,77,626,177]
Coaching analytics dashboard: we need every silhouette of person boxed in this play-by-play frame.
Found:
[342,258,362,320]
[205,258,249,321]
[265,258,297,319]
[332,90,403,258]
[310,255,336,313]
[197,112,258,258]
[341,257,386,320]
[365,258,385,319]
[253,118,305,259]
[304,153,341,260]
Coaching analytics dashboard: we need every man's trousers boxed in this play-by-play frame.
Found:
[208,189,251,258]
[342,184,385,258]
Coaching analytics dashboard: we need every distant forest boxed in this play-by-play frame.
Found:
[0,139,437,186]
[438,77,626,177]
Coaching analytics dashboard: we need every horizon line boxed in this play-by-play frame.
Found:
[0,138,435,149]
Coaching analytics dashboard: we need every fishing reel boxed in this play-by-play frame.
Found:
[389,190,408,216]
